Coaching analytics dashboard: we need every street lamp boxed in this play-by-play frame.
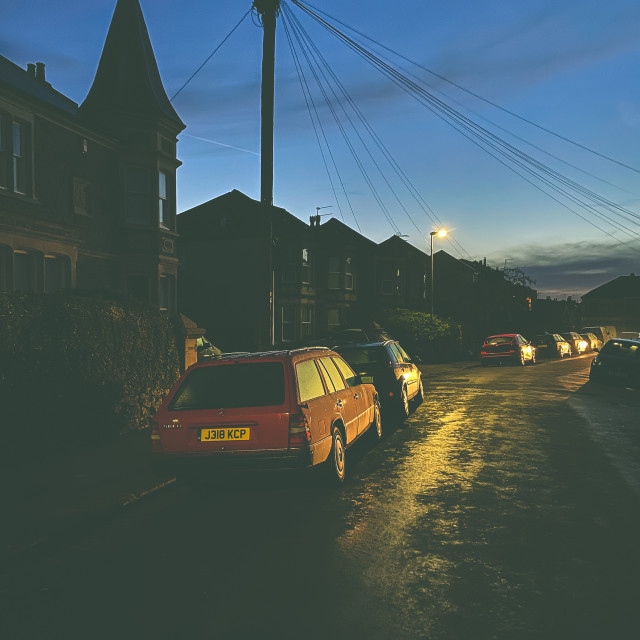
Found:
[430,229,448,318]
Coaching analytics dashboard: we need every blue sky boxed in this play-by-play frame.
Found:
[3,0,639,298]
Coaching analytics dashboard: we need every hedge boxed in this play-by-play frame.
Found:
[0,291,180,458]
[376,308,463,363]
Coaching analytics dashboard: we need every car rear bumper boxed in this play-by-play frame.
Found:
[151,447,314,474]
[480,351,517,360]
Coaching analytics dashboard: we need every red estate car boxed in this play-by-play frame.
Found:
[151,347,381,484]
[480,333,536,366]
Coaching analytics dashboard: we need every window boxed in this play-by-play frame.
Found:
[0,116,31,195]
[124,167,150,224]
[301,248,311,284]
[333,356,359,387]
[158,172,168,227]
[301,304,313,338]
[296,360,326,402]
[394,268,402,295]
[328,309,340,332]
[318,357,347,392]
[73,178,89,215]
[328,256,340,289]
[159,275,175,312]
[282,306,295,342]
[170,362,285,410]
[389,343,405,363]
[344,256,354,290]
[12,122,27,194]
[0,115,7,189]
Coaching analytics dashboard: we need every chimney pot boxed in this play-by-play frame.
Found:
[35,62,45,82]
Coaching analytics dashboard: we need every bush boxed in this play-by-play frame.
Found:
[376,308,463,363]
[0,291,180,458]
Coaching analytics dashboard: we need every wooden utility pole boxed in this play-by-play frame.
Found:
[254,0,279,350]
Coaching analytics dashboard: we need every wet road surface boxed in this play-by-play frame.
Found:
[3,355,640,639]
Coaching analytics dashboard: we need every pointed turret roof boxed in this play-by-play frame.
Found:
[79,0,184,131]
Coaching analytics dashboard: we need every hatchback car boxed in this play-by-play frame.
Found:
[581,332,602,353]
[480,333,535,366]
[531,333,572,359]
[589,338,640,388]
[334,340,423,419]
[151,347,381,484]
[560,332,589,356]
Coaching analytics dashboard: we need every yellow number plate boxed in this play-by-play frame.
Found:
[201,427,251,442]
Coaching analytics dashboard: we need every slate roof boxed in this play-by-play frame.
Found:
[79,0,184,130]
[582,274,640,299]
[0,55,78,115]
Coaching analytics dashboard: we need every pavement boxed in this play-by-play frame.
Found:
[0,359,476,568]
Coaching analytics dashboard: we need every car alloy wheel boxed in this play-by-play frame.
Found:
[370,401,382,440]
[329,426,346,484]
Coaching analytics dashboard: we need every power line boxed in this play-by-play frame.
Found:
[170,9,252,102]
[294,0,640,176]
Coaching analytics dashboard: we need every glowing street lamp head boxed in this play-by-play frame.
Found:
[430,229,448,238]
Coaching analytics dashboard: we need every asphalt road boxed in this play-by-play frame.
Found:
[3,354,640,640]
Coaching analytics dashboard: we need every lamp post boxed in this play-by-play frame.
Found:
[430,229,447,319]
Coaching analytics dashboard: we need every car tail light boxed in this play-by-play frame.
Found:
[151,418,162,453]
[288,412,311,448]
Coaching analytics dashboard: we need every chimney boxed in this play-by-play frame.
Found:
[35,62,46,82]
[483,257,486,267]
[27,63,36,78]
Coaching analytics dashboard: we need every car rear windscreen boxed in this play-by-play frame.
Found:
[169,362,285,410]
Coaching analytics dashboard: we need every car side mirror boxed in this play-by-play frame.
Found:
[593,347,599,352]
[352,375,363,386]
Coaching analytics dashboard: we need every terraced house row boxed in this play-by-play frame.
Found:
[1,0,536,353]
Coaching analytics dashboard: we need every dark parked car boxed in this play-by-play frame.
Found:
[151,347,381,484]
[531,333,571,359]
[560,332,589,356]
[589,338,640,388]
[334,340,423,419]
[480,333,535,366]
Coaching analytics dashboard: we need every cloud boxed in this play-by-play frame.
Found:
[488,238,640,298]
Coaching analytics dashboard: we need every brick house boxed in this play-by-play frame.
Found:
[0,0,183,313]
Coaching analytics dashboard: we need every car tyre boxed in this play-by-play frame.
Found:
[369,401,382,441]
[327,425,346,485]
[399,385,410,419]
